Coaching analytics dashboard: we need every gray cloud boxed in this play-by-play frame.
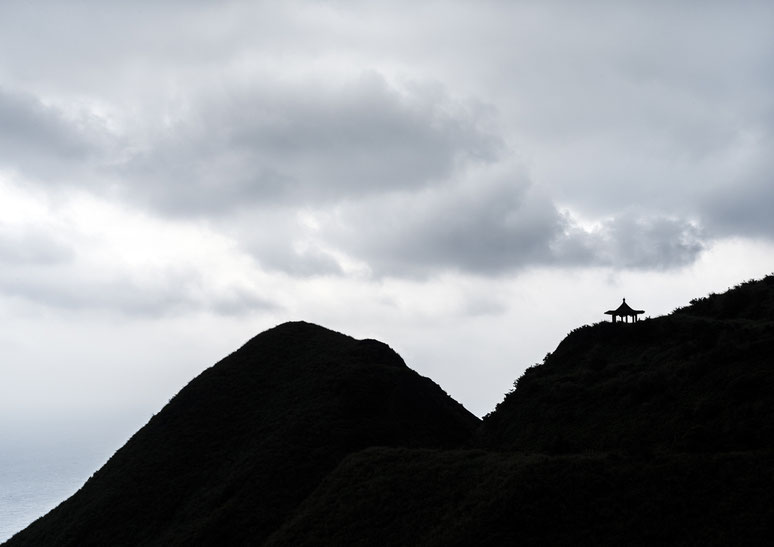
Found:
[118,73,501,215]
[257,246,344,278]
[0,224,74,265]
[0,261,277,317]
[314,175,706,278]
[0,1,769,284]
[335,179,560,277]
[700,138,774,239]
[566,215,706,271]
[0,87,107,179]
[219,208,346,278]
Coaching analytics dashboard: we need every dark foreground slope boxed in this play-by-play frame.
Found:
[267,448,774,546]
[480,275,774,454]
[6,322,478,547]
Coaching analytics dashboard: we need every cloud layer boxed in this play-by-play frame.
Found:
[118,73,501,215]
[0,1,771,307]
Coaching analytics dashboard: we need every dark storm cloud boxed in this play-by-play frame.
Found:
[119,73,501,215]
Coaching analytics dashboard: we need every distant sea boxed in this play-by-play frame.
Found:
[0,442,112,543]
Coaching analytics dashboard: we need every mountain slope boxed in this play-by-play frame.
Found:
[6,321,479,547]
[479,275,774,454]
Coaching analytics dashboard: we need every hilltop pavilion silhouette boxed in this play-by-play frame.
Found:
[605,298,644,323]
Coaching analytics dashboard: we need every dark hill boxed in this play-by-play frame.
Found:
[479,275,774,454]
[6,321,479,547]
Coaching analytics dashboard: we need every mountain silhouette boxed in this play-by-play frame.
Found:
[266,277,774,546]
[6,277,774,545]
[6,321,478,546]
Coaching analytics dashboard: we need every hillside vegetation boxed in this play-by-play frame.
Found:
[267,448,773,546]
[479,275,774,454]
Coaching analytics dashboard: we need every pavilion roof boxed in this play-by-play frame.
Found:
[605,298,644,316]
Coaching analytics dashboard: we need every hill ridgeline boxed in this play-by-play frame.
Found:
[6,275,774,545]
[6,322,478,546]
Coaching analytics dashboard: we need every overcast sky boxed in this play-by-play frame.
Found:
[1,1,773,453]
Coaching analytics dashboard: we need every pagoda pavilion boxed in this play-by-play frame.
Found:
[605,298,644,323]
